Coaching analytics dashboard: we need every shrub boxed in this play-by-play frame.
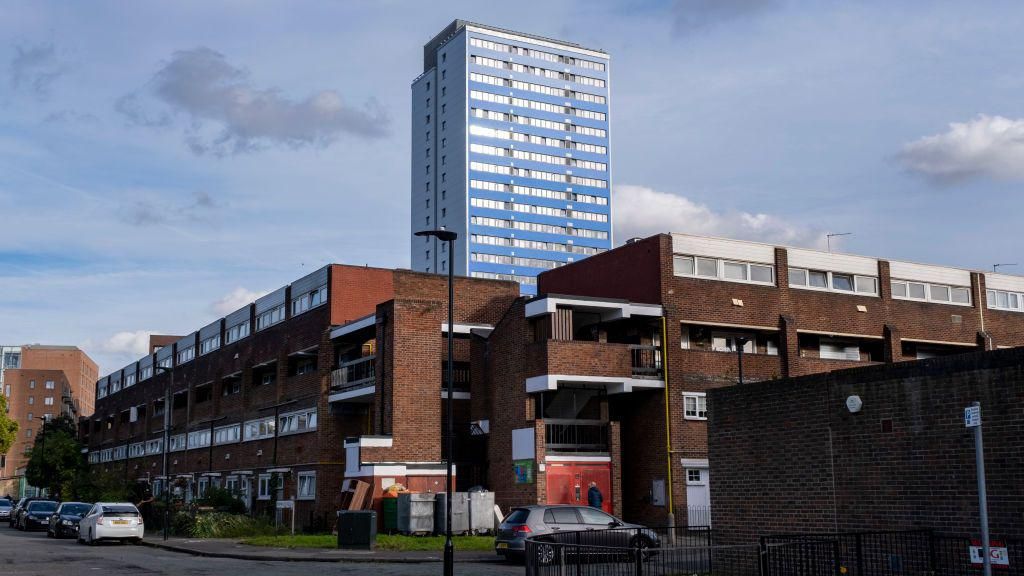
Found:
[190,512,277,538]
[197,487,247,514]
[172,510,195,536]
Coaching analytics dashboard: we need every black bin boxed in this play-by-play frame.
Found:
[337,510,377,550]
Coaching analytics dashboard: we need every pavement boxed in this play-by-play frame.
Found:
[139,535,505,564]
[0,526,525,576]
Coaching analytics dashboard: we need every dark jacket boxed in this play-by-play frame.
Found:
[587,486,603,509]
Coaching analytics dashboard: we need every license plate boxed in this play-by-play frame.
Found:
[496,543,509,549]
[113,520,129,525]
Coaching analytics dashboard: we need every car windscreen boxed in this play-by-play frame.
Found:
[0,502,11,509]
[505,509,530,524]
[101,505,140,516]
[27,501,57,513]
[61,503,91,515]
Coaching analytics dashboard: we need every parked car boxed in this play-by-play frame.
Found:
[494,504,659,564]
[48,502,92,539]
[19,500,58,531]
[77,503,144,545]
[0,500,12,523]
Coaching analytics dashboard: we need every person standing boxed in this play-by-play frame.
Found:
[587,481,603,510]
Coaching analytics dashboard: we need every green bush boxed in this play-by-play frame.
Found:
[197,487,247,515]
[190,512,277,538]
[172,511,195,536]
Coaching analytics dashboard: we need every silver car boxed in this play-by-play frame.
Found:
[495,504,659,563]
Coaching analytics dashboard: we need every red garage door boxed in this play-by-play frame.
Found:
[545,461,612,514]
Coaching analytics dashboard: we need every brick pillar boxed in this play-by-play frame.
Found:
[883,324,901,363]
[609,420,623,517]
[534,419,546,505]
[779,315,799,377]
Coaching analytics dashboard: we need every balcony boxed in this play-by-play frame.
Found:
[328,355,375,403]
[525,340,665,394]
[544,419,609,455]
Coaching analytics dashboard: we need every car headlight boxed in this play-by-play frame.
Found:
[63,520,74,525]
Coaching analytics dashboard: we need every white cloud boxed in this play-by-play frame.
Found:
[898,115,1024,183]
[87,330,154,356]
[117,47,389,155]
[613,185,826,249]
[210,287,268,316]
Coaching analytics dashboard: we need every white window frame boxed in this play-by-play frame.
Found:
[297,471,316,500]
[891,279,971,306]
[169,434,187,452]
[257,474,272,500]
[145,438,164,455]
[214,424,241,445]
[685,469,705,485]
[986,288,1024,312]
[789,268,878,296]
[672,254,775,286]
[177,345,195,365]
[278,408,317,436]
[200,335,221,355]
[197,477,209,499]
[129,442,146,458]
[225,321,250,344]
[243,417,276,441]
[256,305,285,331]
[683,392,707,420]
[710,331,756,354]
[292,285,328,316]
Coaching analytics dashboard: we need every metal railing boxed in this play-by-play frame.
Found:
[544,419,609,453]
[441,361,471,391]
[330,355,375,393]
[629,345,663,378]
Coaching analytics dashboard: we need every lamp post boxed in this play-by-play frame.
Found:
[734,337,749,385]
[154,365,173,541]
[415,228,457,576]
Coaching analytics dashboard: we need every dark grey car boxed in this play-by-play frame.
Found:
[495,504,659,563]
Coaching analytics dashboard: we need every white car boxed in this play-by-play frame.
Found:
[77,502,144,545]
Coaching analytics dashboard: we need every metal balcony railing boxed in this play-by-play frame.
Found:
[544,419,609,453]
[330,355,375,393]
[629,344,663,379]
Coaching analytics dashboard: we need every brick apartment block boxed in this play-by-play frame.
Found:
[0,345,98,497]
[85,234,1024,528]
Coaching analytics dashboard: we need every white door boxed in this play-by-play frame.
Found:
[685,468,711,527]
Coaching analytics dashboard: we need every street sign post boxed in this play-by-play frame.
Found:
[966,401,992,576]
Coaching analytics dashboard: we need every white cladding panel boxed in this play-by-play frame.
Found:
[985,273,1024,293]
[889,261,971,287]
[671,234,775,264]
[787,248,878,276]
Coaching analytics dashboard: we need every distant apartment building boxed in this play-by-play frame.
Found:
[473,233,1024,526]
[0,345,98,497]
[411,20,613,294]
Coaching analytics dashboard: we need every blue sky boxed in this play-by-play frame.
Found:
[2,0,1024,374]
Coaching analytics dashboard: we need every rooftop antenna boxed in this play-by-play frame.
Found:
[993,263,1018,273]
[826,232,852,253]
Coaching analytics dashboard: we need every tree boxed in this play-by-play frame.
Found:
[25,415,81,499]
[0,394,18,455]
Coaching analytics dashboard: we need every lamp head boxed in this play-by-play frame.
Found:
[415,229,458,242]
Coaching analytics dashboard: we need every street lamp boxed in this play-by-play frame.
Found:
[734,337,749,385]
[154,365,174,541]
[414,228,457,576]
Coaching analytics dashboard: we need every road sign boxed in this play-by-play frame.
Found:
[971,540,1010,568]
[275,499,294,509]
[965,405,981,428]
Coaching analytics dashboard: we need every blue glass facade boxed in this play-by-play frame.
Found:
[411,21,612,294]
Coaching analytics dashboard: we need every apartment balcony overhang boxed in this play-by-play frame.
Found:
[526,373,664,394]
[525,295,663,321]
[441,322,494,337]
[330,314,376,340]
[328,355,376,403]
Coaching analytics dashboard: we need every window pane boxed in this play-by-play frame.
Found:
[930,285,950,302]
[723,261,747,280]
[751,265,773,283]
[789,268,807,286]
[1010,293,1019,309]
[673,256,694,276]
[809,271,828,288]
[832,274,854,291]
[696,257,718,277]
[856,276,878,294]
[997,291,1010,308]
[951,287,971,304]
[908,283,926,299]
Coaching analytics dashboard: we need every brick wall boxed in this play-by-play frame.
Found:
[708,347,1024,544]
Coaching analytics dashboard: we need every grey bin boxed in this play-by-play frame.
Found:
[337,510,376,550]
[397,492,435,535]
[433,492,470,535]
[467,490,496,535]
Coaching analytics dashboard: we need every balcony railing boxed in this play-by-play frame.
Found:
[442,361,471,392]
[629,344,663,379]
[545,419,609,453]
[330,355,376,393]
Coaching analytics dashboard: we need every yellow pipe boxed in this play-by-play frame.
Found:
[661,316,674,520]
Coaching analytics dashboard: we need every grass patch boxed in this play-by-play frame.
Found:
[241,533,495,552]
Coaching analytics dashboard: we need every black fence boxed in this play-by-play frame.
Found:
[526,528,1024,576]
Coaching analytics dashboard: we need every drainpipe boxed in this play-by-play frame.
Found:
[661,316,675,539]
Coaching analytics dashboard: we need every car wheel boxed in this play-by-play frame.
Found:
[630,536,654,562]
[535,542,557,566]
